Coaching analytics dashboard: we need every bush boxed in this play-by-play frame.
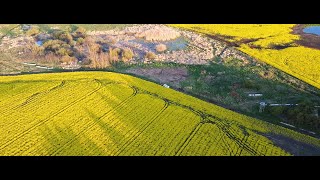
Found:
[43,40,64,51]
[52,30,64,39]
[81,58,91,65]
[42,52,60,64]
[121,48,134,62]
[26,26,40,36]
[109,48,121,61]
[242,79,261,90]
[75,27,86,34]
[98,53,110,68]
[51,31,73,44]
[155,44,167,52]
[31,45,45,56]
[269,106,286,116]
[88,52,111,69]
[145,52,156,60]
[73,27,87,38]
[59,32,73,44]
[77,37,85,45]
[61,55,77,64]
[56,48,67,56]
[56,47,73,56]
[84,36,95,45]
[42,39,75,57]
[108,38,117,45]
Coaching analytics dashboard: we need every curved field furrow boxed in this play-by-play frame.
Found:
[113,100,169,155]
[0,80,97,132]
[175,123,202,156]
[14,81,66,109]
[0,79,102,152]
[0,72,319,156]
[118,105,201,156]
[0,81,66,118]
[179,120,289,156]
[0,81,62,114]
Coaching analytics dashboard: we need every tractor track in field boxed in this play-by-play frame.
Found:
[0,82,54,105]
[14,81,66,109]
[114,99,169,156]
[236,125,250,155]
[0,80,100,131]
[123,85,259,156]
[0,77,283,156]
[15,80,100,115]
[0,79,102,151]
[0,81,66,117]
[205,129,226,155]
[213,120,260,156]
[175,122,202,156]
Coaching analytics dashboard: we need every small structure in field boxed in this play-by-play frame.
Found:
[259,102,266,112]
[280,122,296,128]
[23,62,37,66]
[163,84,170,88]
[36,65,48,69]
[248,93,263,97]
[269,104,299,106]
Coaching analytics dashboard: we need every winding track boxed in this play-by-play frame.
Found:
[0,76,296,155]
[0,79,102,151]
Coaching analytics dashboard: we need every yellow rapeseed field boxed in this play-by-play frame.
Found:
[171,24,320,89]
[0,72,319,156]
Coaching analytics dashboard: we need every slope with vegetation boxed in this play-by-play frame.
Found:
[171,24,320,89]
[0,72,319,156]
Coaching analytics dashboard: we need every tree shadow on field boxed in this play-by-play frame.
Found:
[39,123,108,156]
[84,108,128,154]
[40,81,138,155]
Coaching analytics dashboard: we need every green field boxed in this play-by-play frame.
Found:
[0,71,319,156]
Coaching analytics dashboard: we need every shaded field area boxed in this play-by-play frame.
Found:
[0,72,319,156]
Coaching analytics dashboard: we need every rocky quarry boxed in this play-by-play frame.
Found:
[89,24,253,65]
[0,24,254,67]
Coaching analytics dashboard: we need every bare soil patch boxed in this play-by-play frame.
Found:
[126,67,188,87]
[262,133,320,156]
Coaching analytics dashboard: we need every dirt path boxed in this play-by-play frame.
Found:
[262,133,320,156]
